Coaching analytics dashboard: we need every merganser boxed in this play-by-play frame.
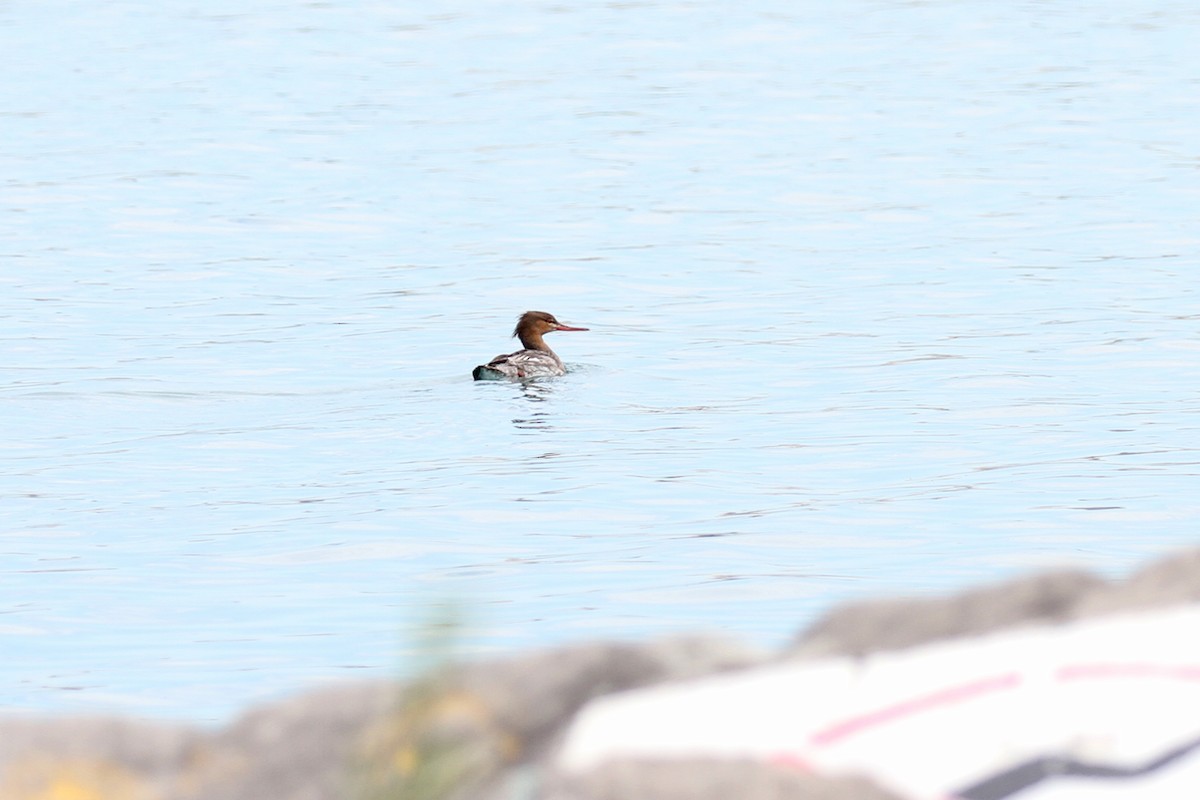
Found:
[472,311,589,381]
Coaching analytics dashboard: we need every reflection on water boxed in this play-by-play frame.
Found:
[513,411,553,431]
[2,0,1199,721]
[476,374,559,427]
[516,381,557,404]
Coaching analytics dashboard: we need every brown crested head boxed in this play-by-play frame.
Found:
[512,310,589,349]
[512,310,557,338]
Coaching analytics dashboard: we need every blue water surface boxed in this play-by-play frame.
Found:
[2,0,1199,720]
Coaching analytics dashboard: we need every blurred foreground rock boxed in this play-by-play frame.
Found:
[3,546,1199,800]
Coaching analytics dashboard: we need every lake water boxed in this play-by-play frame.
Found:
[3,0,1198,722]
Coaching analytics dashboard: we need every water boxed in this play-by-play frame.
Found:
[3,0,1199,721]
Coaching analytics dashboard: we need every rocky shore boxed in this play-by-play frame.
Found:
[3,546,1198,800]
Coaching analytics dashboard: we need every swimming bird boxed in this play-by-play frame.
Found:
[472,311,589,381]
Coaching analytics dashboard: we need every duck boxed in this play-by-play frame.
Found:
[472,311,589,380]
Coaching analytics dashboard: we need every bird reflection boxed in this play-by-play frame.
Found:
[512,413,552,430]
[511,380,556,429]
[519,381,555,402]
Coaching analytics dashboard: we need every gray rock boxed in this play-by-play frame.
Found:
[790,569,1106,659]
[181,681,398,800]
[1076,547,1200,617]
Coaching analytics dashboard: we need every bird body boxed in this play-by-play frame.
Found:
[472,311,588,381]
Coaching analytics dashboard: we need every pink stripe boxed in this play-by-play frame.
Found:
[810,673,1021,747]
[1058,662,1200,682]
[769,752,814,772]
